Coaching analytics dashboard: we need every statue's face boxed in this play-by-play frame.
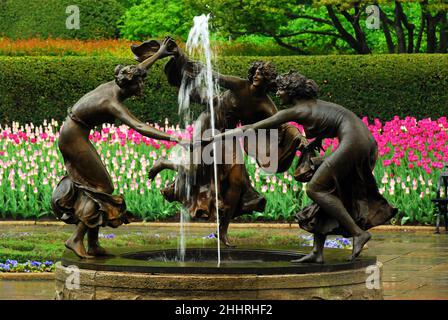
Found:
[276,89,290,105]
[252,68,265,87]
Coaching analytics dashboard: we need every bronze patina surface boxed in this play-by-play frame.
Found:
[133,40,306,248]
[212,71,397,263]
[51,38,182,259]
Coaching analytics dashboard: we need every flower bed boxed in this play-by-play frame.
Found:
[0,38,289,57]
[299,235,352,250]
[0,117,446,224]
[0,259,54,273]
[0,38,133,57]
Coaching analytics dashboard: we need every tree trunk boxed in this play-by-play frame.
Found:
[427,13,443,53]
[379,7,395,53]
[349,5,372,54]
[427,19,437,53]
[395,1,415,53]
[415,10,426,53]
[326,5,369,54]
[394,2,407,53]
[439,14,448,53]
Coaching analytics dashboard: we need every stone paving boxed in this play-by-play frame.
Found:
[0,224,447,300]
[367,230,448,300]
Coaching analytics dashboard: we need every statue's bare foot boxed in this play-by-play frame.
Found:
[65,238,94,259]
[218,234,236,248]
[349,231,371,261]
[87,245,108,257]
[291,252,323,264]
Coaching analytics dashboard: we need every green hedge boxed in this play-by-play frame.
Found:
[0,54,447,125]
[0,0,123,40]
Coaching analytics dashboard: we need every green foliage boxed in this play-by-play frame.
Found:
[119,0,198,40]
[0,54,446,126]
[0,56,179,125]
[187,0,291,37]
[187,0,448,54]
[116,0,141,9]
[0,0,124,40]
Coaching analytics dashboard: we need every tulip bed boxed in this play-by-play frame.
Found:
[0,116,446,225]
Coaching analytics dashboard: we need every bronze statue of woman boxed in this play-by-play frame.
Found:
[132,41,306,247]
[211,71,397,262]
[51,38,182,259]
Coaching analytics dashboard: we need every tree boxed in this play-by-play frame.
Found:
[377,0,448,53]
[119,0,198,40]
[187,0,448,54]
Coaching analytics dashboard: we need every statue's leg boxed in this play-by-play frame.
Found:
[87,226,108,256]
[218,167,243,248]
[348,232,371,261]
[291,233,325,264]
[306,166,371,260]
[65,222,94,259]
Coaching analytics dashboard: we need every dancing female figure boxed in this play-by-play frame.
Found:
[52,38,181,259]
[212,71,397,262]
[133,41,306,247]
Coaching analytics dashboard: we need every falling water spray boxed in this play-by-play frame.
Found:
[178,14,221,265]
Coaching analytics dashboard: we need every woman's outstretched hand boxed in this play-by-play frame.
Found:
[157,36,177,58]
[303,137,324,152]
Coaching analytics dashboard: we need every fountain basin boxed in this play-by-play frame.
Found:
[55,247,383,300]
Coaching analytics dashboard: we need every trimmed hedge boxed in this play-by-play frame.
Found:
[0,54,447,125]
[0,0,123,40]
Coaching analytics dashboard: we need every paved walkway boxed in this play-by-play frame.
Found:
[0,224,447,300]
[368,230,448,300]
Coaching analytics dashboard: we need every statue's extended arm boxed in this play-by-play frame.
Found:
[111,102,178,142]
[137,50,164,71]
[210,107,302,142]
[246,107,301,130]
[212,71,245,91]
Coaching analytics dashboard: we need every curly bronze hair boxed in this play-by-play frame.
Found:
[247,61,278,92]
[276,71,319,100]
[114,65,147,89]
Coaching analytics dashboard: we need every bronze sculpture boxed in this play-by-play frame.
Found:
[211,71,397,262]
[51,38,181,259]
[132,41,306,247]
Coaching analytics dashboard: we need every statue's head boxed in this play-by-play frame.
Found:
[247,61,277,92]
[276,71,319,105]
[114,65,148,97]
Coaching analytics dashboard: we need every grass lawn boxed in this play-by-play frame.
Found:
[0,225,309,264]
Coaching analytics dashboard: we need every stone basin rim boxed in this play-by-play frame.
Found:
[61,248,377,275]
